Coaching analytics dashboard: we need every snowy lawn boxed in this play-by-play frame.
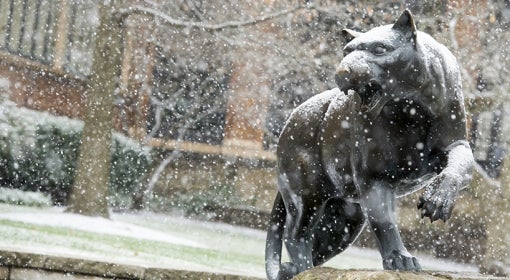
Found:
[0,204,477,278]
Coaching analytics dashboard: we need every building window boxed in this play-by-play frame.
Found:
[0,0,58,64]
[64,0,98,77]
[0,0,97,77]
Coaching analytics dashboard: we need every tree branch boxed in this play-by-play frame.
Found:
[121,4,303,31]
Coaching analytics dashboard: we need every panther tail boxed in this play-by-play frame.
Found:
[265,192,297,280]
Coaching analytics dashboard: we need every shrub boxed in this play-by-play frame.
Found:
[110,134,151,209]
[0,187,52,207]
[0,95,152,206]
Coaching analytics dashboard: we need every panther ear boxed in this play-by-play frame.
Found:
[393,9,417,46]
[341,29,361,43]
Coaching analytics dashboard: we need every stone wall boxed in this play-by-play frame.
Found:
[0,250,260,280]
[1,250,502,280]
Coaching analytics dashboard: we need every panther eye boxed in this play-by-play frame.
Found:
[373,45,389,55]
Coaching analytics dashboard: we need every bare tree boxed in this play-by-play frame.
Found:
[67,1,123,217]
[129,0,307,209]
[131,43,230,209]
[128,0,407,207]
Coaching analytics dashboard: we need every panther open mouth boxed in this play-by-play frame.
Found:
[343,80,390,117]
[359,80,383,110]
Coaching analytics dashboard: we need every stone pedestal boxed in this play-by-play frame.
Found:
[294,267,504,280]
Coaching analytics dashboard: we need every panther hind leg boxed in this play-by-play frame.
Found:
[312,197,366,266]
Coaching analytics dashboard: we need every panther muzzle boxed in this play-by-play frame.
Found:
[335,67,389,117]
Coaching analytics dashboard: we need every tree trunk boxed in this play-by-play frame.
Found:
[67,2,123,217]
[480,156,510,276]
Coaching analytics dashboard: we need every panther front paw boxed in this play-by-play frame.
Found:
[418,172,460,222]
[382,250,422,271]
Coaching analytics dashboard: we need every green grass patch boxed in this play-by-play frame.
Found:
[0,204,265,276]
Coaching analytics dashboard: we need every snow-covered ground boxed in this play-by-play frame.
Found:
[0,210,204,248]
[0,204,478,278]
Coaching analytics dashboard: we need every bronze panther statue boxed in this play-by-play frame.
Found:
[265,10,474,280]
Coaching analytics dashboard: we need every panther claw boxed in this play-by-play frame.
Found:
[383,251,422,271]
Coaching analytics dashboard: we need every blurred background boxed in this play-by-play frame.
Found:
[0,0,508,276]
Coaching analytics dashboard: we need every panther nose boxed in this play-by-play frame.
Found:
[335,66,351,88]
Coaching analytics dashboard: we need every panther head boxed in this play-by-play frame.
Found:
[335,10,421,116]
